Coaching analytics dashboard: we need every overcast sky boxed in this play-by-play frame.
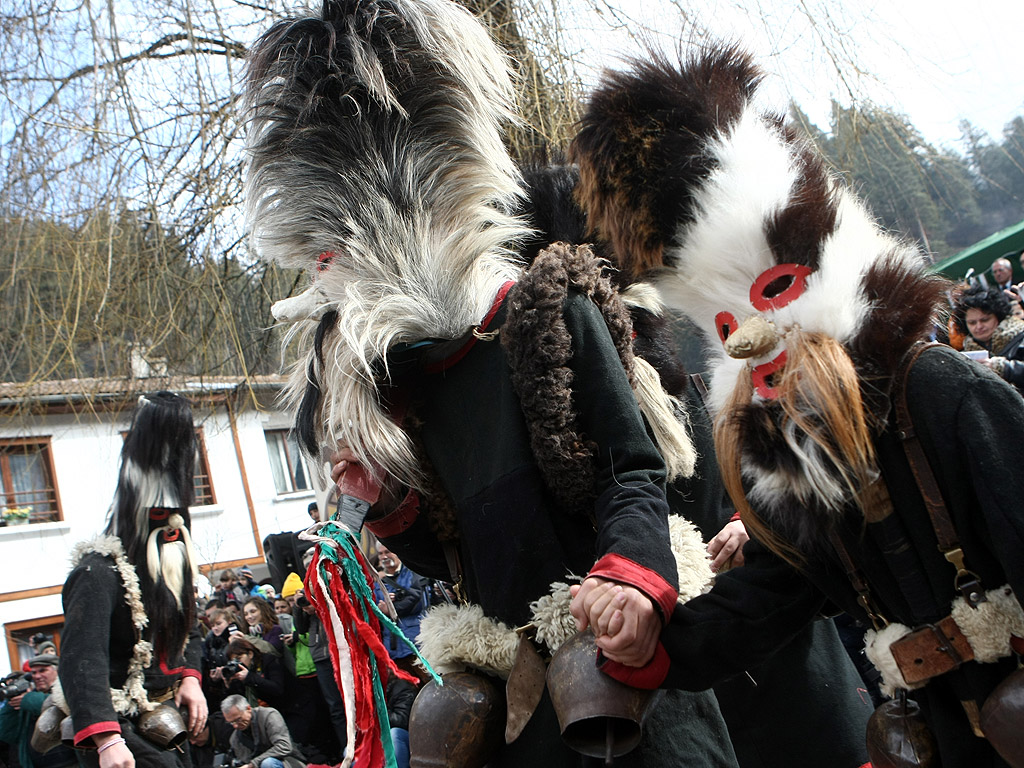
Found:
[563,0,1023,150]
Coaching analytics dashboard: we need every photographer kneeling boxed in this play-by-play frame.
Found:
[221,696,304,768]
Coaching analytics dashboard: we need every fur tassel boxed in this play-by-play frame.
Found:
[670,514,715,602]
[864,623,920,699]
[530,583,579,654]
[417,604,520,678]
[633,356,696,481]
[951,586,1024,663]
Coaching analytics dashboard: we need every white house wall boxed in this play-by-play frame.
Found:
[1,393,315,667]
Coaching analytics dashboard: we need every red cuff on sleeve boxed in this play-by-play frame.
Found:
[74,721,121,747]
[365,490,420,539]
[598,642,670,690]
[181,669,201,681]
[588,553,677,621]
[729,510,742,523]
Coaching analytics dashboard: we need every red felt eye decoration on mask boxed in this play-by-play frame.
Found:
[316,252,337,272]
[749,264,813,312]
[751,350,787,400]
[715,311,738,344]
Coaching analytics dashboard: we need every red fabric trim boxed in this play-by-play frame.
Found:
[159,652,185,677]
[75,721,121,747]
[180,669,202,681]
[365,490,421,538]
[598,642,670,690]
[729,510,742,523]
[425,281,515,373]
[588,553,677,621]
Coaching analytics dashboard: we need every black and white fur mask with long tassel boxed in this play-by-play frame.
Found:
[244,0,529,490]
[571,45,946,554]
[106,392,198,660]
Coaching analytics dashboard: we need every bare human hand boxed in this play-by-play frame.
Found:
[175,675,208,737]
[569,577,661,667]
[95,733,134,768]
[329,446,405,516]
[707,519,749,572]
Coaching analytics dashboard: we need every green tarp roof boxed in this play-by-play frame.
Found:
[930,219,1024,281]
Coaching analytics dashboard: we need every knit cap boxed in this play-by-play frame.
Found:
[281,572,304,598]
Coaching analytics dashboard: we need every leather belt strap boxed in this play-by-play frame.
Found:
[895,342,986,606]
[889,615,975,685]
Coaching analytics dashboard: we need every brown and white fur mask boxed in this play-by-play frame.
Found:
[571,45,947,556]
[244,0,529,490]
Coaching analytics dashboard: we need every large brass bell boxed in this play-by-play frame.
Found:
[546,630,662,762]
[30,697,64,754]
[980,667,1024,768]
[865,692,938,768]
[136,704,188,751]
[409,671,505,768]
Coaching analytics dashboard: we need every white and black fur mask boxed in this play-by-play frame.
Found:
[106,392,199,660]
[572,45,946,552]
[244,0,530,489]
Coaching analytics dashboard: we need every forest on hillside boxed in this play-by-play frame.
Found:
[1,0,1021,384]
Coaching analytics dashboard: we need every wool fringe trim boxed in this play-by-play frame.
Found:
[865,585,1024,698]
[68,536,156,716]
[418,516,713,677]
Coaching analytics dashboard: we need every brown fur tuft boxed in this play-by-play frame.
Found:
[570,44,762,280]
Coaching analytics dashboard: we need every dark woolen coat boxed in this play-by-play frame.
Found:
[660,347,1024,767]
[368,287,738,768]
[59,551,202,767]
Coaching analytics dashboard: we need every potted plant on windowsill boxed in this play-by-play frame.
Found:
[3,507,31,526]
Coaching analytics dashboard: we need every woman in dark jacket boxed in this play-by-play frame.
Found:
[218,637,287,711]
[958,285,1024,392]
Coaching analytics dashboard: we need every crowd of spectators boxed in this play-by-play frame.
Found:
[189,540,437,768]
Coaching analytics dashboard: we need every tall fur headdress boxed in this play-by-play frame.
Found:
[571,45,948,556]
[243,0,529,488]
[105,391,198,660]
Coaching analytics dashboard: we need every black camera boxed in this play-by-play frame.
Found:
[0,672,32,701]
[223,660,244,678]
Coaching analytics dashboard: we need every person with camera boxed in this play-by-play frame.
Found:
[220,696,304,768]
[214,639,286,714]
[0,655,76,768]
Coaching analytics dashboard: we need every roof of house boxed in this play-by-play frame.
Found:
[0,374,288,413]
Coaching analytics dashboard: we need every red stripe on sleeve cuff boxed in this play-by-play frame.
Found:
[181,669,201,681]
[75,721,121,747]
[588,553,677,621]
[598,642,670,690]
[729,510,742,523]
[365,490,420,539]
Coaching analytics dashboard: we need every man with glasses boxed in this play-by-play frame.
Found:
[221,696,304,768]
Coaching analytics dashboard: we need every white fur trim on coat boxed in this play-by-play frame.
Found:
[951,585,1024,663]
[864,623,920,699]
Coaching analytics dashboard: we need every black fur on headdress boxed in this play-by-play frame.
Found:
[105,391,197,661]
[570,44,764,280]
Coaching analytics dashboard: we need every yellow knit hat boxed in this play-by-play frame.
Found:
[281,572,303,598]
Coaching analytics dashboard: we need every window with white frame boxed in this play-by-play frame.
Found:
[264,429,312,495]
[0,438,62,525]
